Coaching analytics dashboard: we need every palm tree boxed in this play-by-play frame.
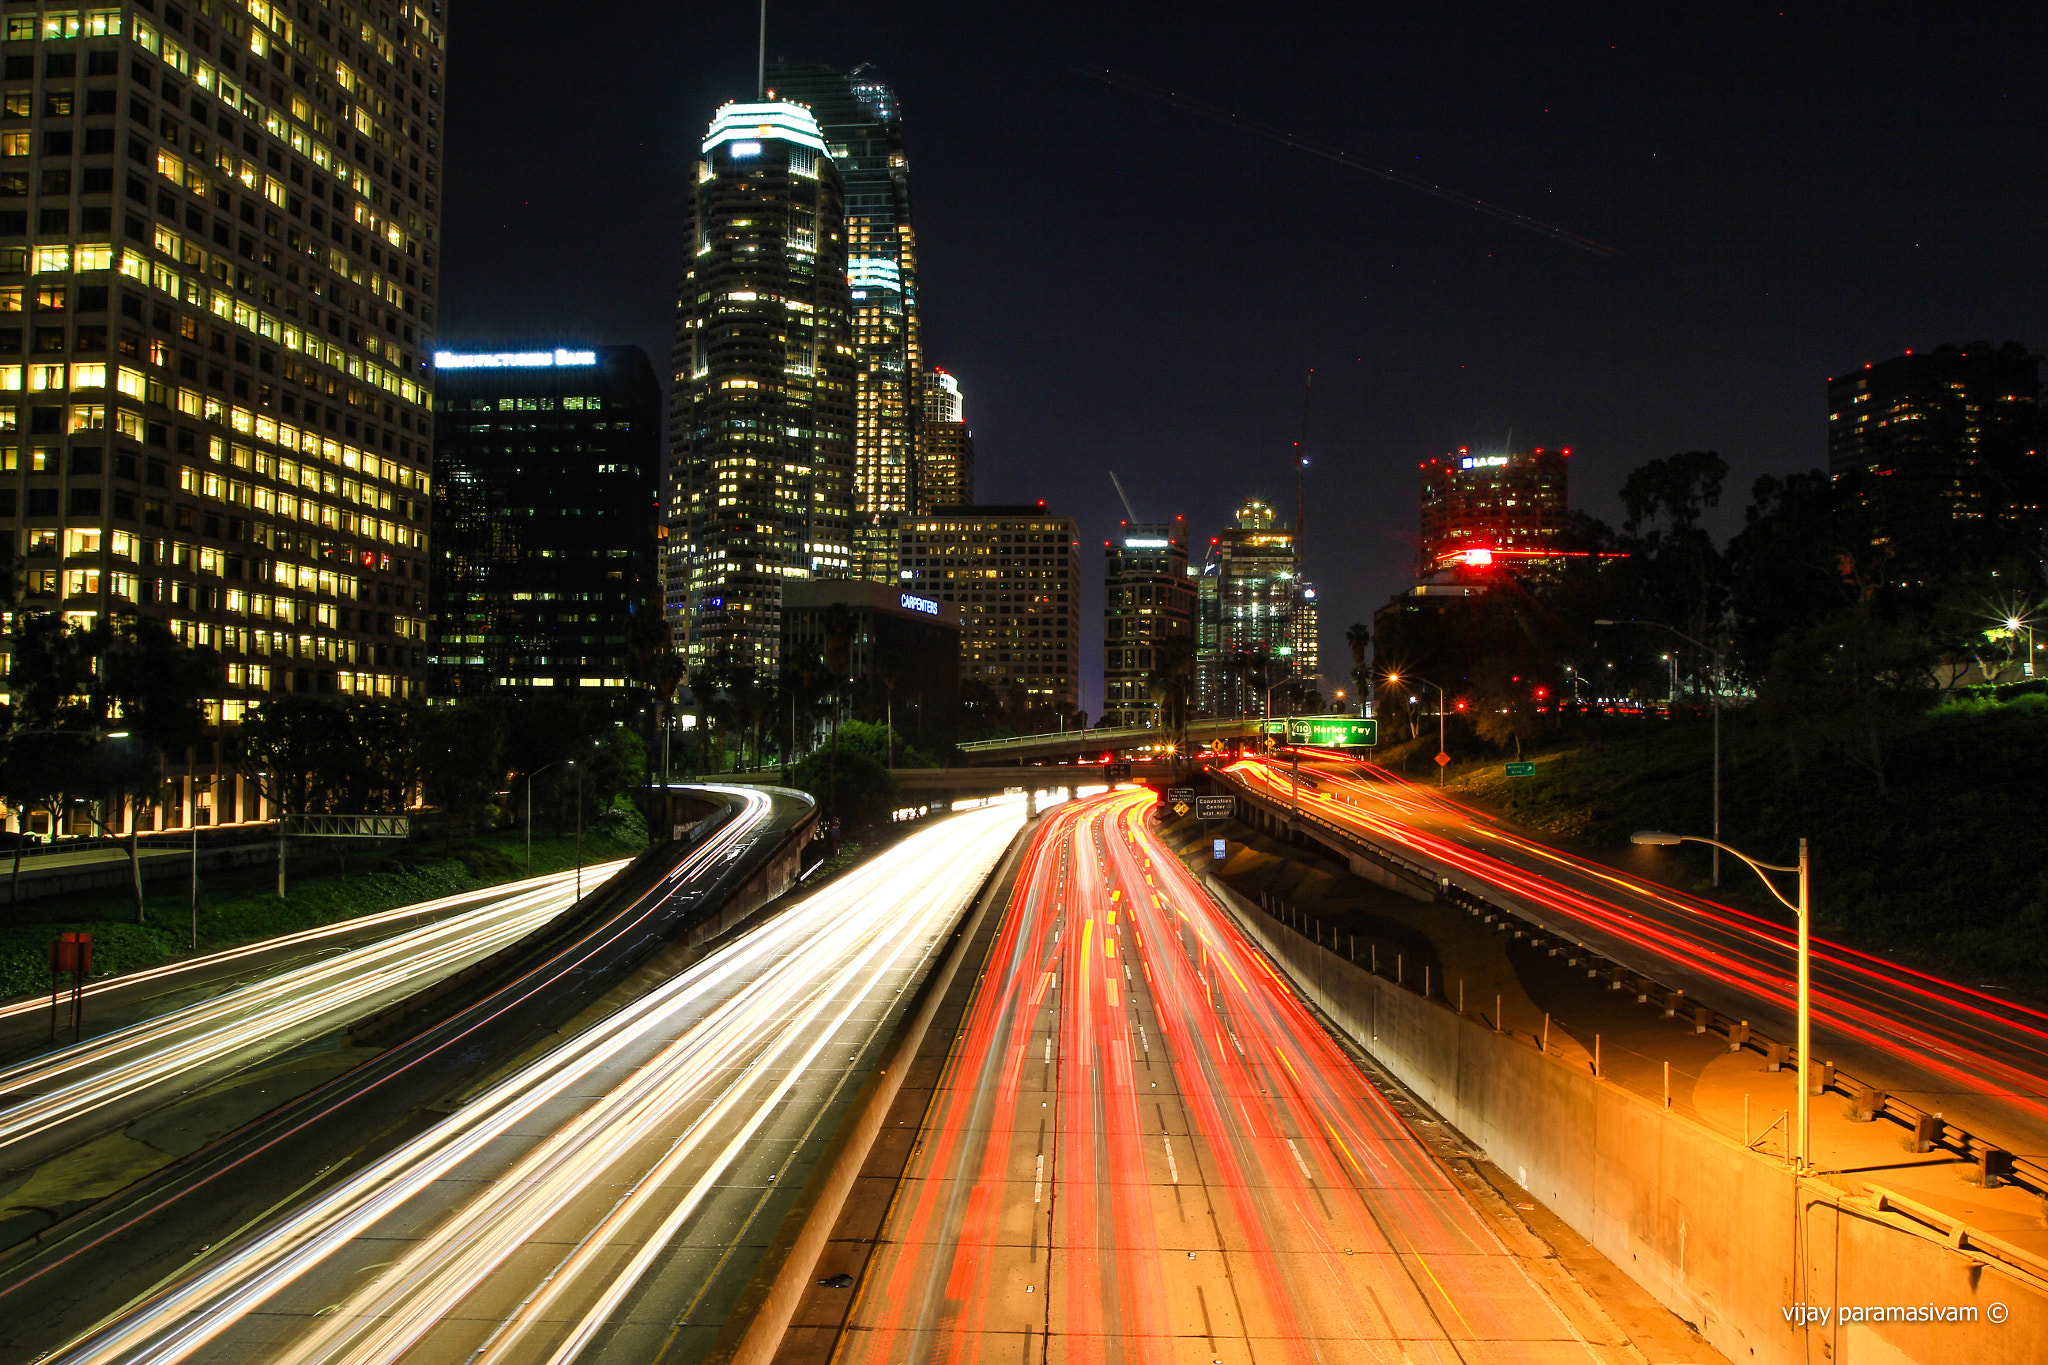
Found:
[1146,634,1196,756]
[1345,622,1372,716]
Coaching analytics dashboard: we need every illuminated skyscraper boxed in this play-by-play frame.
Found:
[1417,446,1569,573]
[918,366,972,510]
[768,63,918,585]
[670,101,855,674]
[1102,519,1191,727]
[0,2,445,833]
[1195,499,1314,718]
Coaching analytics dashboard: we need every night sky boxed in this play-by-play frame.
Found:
[438,2,2048,717]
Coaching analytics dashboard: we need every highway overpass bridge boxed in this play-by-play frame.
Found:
[952,717,1269,765]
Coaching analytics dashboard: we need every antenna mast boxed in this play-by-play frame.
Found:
[1108,471,1140,524]
[756,0,766,99]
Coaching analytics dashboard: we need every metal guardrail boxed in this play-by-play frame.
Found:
[283,814,411,838]
[1218,770,2048,1204]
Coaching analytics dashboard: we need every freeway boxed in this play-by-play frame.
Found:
[0,859,631,1065]
[0,858,630,1181]
[0,783,809,1359]
[834,789,1644,1361]
[40,797,1025,1365]
[1224,752,2048,1160]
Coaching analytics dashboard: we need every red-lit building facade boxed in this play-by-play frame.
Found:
[1418,447,1570,574]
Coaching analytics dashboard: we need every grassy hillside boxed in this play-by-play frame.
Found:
[1421,695,2048,990]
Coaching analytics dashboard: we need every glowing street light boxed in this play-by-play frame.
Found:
[1633,829,1812,1172]
[1384,672,1447,786]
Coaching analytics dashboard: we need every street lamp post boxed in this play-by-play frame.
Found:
[1383,673,1446,785]
[1597,619,1724,886]
[525,760,564,876]
[2005,615,2035,679]
[570,760,584,901]
[1633,829,1811,1171]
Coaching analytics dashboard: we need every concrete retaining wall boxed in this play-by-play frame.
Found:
[1206,873,2048,1365]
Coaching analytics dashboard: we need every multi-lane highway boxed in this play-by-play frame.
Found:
[40,798,1026,1365]
[0,858,630,1180]
[1224,752,2048,1158]
[834,789,1641,1362]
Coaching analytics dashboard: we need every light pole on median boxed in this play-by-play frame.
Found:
[571,760,584,901]
[1632,829,1811,1172]
[525,760,564,876]
[1597,619,1724,886]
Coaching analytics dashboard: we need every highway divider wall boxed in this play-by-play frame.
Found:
[1203,871,2048,1365]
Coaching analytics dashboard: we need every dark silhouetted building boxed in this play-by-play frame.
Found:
[0,2,445,834]
[782,579,959,740]
[1418,446,1569,574]
[901,504,1079,712]
[430,347,659,697]
[670,101,855,674]
[1102,519,1192,727]
[918,367,973,511]
[1826,345,2040,522]
[769,64,920,585]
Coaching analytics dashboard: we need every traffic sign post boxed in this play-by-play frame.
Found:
[49,931,90,1043]
[1196,795,1236,820]
[1505,761,1536,777]
[1281,715,1379,748]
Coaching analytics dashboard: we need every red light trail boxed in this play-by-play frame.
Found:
[1224,756,2048,1142]
[839,790,1628,1361]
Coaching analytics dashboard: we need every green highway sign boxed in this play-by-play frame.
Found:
[1267,715,1379,747]
[1504,761,1537,777]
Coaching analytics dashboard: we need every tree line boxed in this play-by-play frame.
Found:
[1372,341,2048,786]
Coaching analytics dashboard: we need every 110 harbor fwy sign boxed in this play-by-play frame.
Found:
[1262,716,1379,747]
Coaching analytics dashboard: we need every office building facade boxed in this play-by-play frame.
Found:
[0,2,445,830]
[1826,345,2040,522]
[1418,446,1569,574]
[670,101,855,675]
[1101,518,1191,728]
[917,365,971,510]
[429,346,659,697]
[1195,499,1314,719]
[767,64,918,585]
[900,504,1079,712]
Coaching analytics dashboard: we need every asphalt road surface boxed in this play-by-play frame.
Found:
[42,798,1025,1365]
[836,788,1644,1363]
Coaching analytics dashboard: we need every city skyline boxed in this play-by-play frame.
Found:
[436,3,2047,711]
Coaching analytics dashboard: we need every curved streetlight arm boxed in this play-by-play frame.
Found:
[1644,833,1800,915]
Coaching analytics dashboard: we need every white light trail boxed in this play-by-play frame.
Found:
[51,797,1020,1365]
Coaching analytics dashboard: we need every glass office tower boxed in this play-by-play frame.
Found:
[669,100,855,674]
[430,345,659,697]
[767,63,918,584]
